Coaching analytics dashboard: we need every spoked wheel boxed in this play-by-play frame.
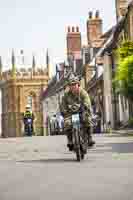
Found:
[81,152,84,160]
[27,125,32,136]
[80,144,85,160]
[81,145,86,160]
[74,129,82,162]
[76,147,81,161]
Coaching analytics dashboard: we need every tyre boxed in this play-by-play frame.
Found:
[81,152,85,160]
[80,144,85,160]
[74,129,81,162]
[76,147,82,161]
[27,124,32,136]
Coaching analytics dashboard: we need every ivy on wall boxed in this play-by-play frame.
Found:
[114,40,133,100]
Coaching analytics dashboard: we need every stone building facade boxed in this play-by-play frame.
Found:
[115,0,128,20]
[42,73,69,135]
[0,52,50,137]
[97,0,133,129]
[82,0,133,131]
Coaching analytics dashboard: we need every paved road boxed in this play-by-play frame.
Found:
[0,134,133,200]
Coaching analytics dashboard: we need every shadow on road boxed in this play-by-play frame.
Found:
[18,158,85,164]
[16,142,133,164]
[108,142,133,153]
[92,142,133,154]
[106,134,133,137]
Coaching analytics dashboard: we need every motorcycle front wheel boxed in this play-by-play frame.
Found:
[27,124,32,136]
[73,129,82,162]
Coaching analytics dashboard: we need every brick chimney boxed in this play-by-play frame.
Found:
[66,26,82,61]
[86,10,102,44]
[115,0,128,20]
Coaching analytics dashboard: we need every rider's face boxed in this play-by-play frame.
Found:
[26,108,30,112]
[64,85,70,92]
[69,83,79,94]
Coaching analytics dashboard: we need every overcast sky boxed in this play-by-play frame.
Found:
[0,0,116,74]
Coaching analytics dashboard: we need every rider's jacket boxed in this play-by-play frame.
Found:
[23,111,34,124]
[60,87,93,128]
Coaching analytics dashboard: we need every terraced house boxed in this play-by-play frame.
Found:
[100,0,133,129]
[86,0,133,130]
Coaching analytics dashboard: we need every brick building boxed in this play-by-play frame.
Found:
[82,11,105,86]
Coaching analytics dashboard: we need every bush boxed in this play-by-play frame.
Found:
[114,41,133,100]
[128,118,133,128]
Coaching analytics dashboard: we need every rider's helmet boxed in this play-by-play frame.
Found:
[25,104,31,112]
[68,75,80,86]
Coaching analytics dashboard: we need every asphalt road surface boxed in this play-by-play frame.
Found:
[0,134,133,200]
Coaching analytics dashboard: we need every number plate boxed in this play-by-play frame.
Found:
[72,114,80,123]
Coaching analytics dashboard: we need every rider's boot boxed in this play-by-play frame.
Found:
[80,131,87,154]
[88,134,95,147]
[84,127,95,147]
[67,132,74,151]
[67,143,74,151]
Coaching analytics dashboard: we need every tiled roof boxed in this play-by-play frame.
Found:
[87,74,103,91]
[95,17,126,57]
[97,1,133,55]
[100,27,114,39]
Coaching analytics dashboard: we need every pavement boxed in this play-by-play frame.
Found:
[112,129,133,135]
[0,134,133,200]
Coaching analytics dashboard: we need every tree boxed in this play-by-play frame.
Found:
[115,41,133,100]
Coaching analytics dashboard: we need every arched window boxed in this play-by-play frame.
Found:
[27,96,32,108]
[27,92,37,112]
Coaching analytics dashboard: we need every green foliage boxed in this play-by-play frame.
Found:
[114,41,133,100]
[118,41,133,60]
[128,117,133,128]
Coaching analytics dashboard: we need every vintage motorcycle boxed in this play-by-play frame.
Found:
[68,104,88,161]
[25,118,33,136]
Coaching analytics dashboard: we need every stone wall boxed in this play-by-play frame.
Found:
[103,54,114,128]
[0,70,49,137]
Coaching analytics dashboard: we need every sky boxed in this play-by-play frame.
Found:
[0,0,116,75]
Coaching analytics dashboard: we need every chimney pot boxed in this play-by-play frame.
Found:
[95,10,100,18]
[68,26,71,32]
[72,26,75,32]
[76,26,79,32]
[88,11,93,19]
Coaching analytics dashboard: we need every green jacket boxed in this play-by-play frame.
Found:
[23,111,34,120]
[60,87,92,117]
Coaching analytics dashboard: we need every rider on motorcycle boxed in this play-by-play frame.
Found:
[60,74,95,151]
[23,105,35,135]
